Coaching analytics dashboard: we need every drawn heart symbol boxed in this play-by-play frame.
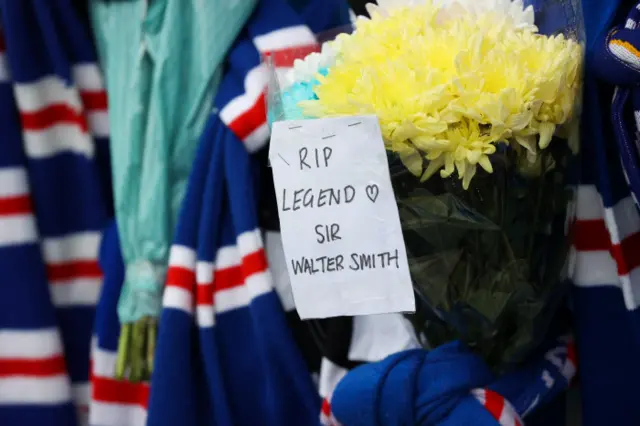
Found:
[366,184,379,203]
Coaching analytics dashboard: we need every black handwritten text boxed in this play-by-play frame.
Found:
[290,249,401,276]
[291,255,345,275]
[299,146,333,170]
[315,223,341,244]
[349,250,399,271]
[281,186,355,211]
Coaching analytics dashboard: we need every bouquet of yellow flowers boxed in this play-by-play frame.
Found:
[270,0,583,368]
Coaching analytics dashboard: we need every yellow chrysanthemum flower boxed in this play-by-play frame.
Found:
[299,0,582,189]
[420,119,498,189]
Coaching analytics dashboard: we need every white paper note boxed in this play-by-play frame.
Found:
[269,115,416,319]
[349,314,420,362]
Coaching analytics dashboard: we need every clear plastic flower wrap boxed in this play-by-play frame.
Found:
[267,0,584,369]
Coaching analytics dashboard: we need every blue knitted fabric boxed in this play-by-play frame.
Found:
[332,337,576,426]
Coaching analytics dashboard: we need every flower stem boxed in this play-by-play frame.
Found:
[130,319,145,382]
[528,153,547,260]
[501,231,516,263]
[146,317,157,378]
[115,323,131,380]
[114,317,159,382]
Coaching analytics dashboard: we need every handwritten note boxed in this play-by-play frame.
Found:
[269,115,415,319]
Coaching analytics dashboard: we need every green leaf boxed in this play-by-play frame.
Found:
[398,193,500,230]
[409,250,464,311]
[466,288,511,323]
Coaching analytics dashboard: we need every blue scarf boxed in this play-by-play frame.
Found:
[332,337,576,426]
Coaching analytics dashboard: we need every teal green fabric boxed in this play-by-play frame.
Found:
[91,0,257,324]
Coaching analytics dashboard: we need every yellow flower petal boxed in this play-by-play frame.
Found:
[296,0,582,190]
[515,134,536,154]
[478,155,493,173]
[441,155,455,178]
[462,164,477,189]
[426,150,444,160]
[421,156,445,182]
[397,144,423,176]
[482,144,497,155]
[455,159,467,178]
[466,149,482,164]
[392,121,421,143]
[505,111,533,131]
[412,136,452,150]
[538,121,556,149]
[454,146,467,162]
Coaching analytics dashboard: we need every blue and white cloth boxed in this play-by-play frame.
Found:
[90,1,351,425]
[0,1,110,425]
[570,0,640,424]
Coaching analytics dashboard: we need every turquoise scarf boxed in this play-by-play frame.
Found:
[91,0,257,325]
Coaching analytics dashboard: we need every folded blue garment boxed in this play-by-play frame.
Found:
[332,338,575,426]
